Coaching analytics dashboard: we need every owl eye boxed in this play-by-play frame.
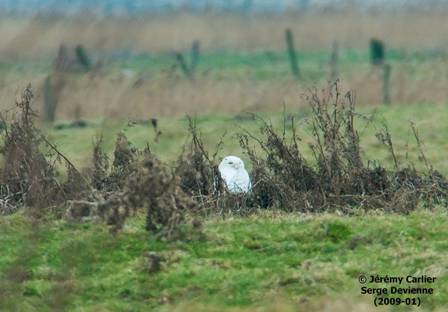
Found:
[228,162,233,164]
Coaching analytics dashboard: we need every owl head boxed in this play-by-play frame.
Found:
[219,155,245,171]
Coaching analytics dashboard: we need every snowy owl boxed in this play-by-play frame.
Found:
[218,156,251,194]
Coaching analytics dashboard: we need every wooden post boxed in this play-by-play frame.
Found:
[329,41,339,81]
[43,75,56,123]
[190,40,200,73]
[370,38,385,66]
[43,72,65,123]
[285,28,300,80]
[175,52,192,79]
[75,44,92,71]
[175,40,200,80]
[383,64,391,105]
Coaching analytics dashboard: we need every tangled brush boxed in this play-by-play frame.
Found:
[239,82,448,213]
[2,83,448,238]
[0,85,89,215]
[126,152,196,238]
[90,133,198,237]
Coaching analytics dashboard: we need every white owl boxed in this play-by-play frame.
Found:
[218,156,251,194]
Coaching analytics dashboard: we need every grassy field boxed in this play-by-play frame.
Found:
[2,46,448,118]
[2,10,448,312]
[45,102,448,174]
[1,51,448,309]
[1,101,447,311]
[1,209,447,311]
[1,109,448,303]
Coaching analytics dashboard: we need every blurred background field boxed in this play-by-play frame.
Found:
[1,4,448,120]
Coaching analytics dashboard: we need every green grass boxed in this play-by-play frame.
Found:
[3,100,448,311]
[47,102,448,175]
[101,48,438,80]
[1,210,447,311]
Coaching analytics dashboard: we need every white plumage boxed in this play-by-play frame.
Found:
[218,156,251,194]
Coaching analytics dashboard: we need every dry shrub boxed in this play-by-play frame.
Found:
[86,133,141,230]
[0,86,58,210]
[90,132,139,194]
[2,83,447,236]
[0,86,94,220]
[56,81,448,230]
[88,131,198,237]
[171,83,448,215]
[174,117,253,216]
[307,85,391,204]
[126,152,196,239]
[0,86,87,214]
[91,135,110,191]
[239,82,448,213]
[175,118,224,209]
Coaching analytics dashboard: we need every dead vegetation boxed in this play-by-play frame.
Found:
[84,128,197,237]
[0,83,447,239]
[175,118,224,210]
[238,83,448,213]
[0,85,88,215]
[126,152,196,238]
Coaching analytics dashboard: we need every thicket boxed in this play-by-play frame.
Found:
[1,83,446,239]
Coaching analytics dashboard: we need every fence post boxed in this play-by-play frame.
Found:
[175,52,192,79]
[285,28,300,80]
[370,38,385,66]
[43,75,56,123]
[175,40,200,80]
[329,41,339,81]
[75,44,92,71]
[191,40,200,73]
[383,64,391,105]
